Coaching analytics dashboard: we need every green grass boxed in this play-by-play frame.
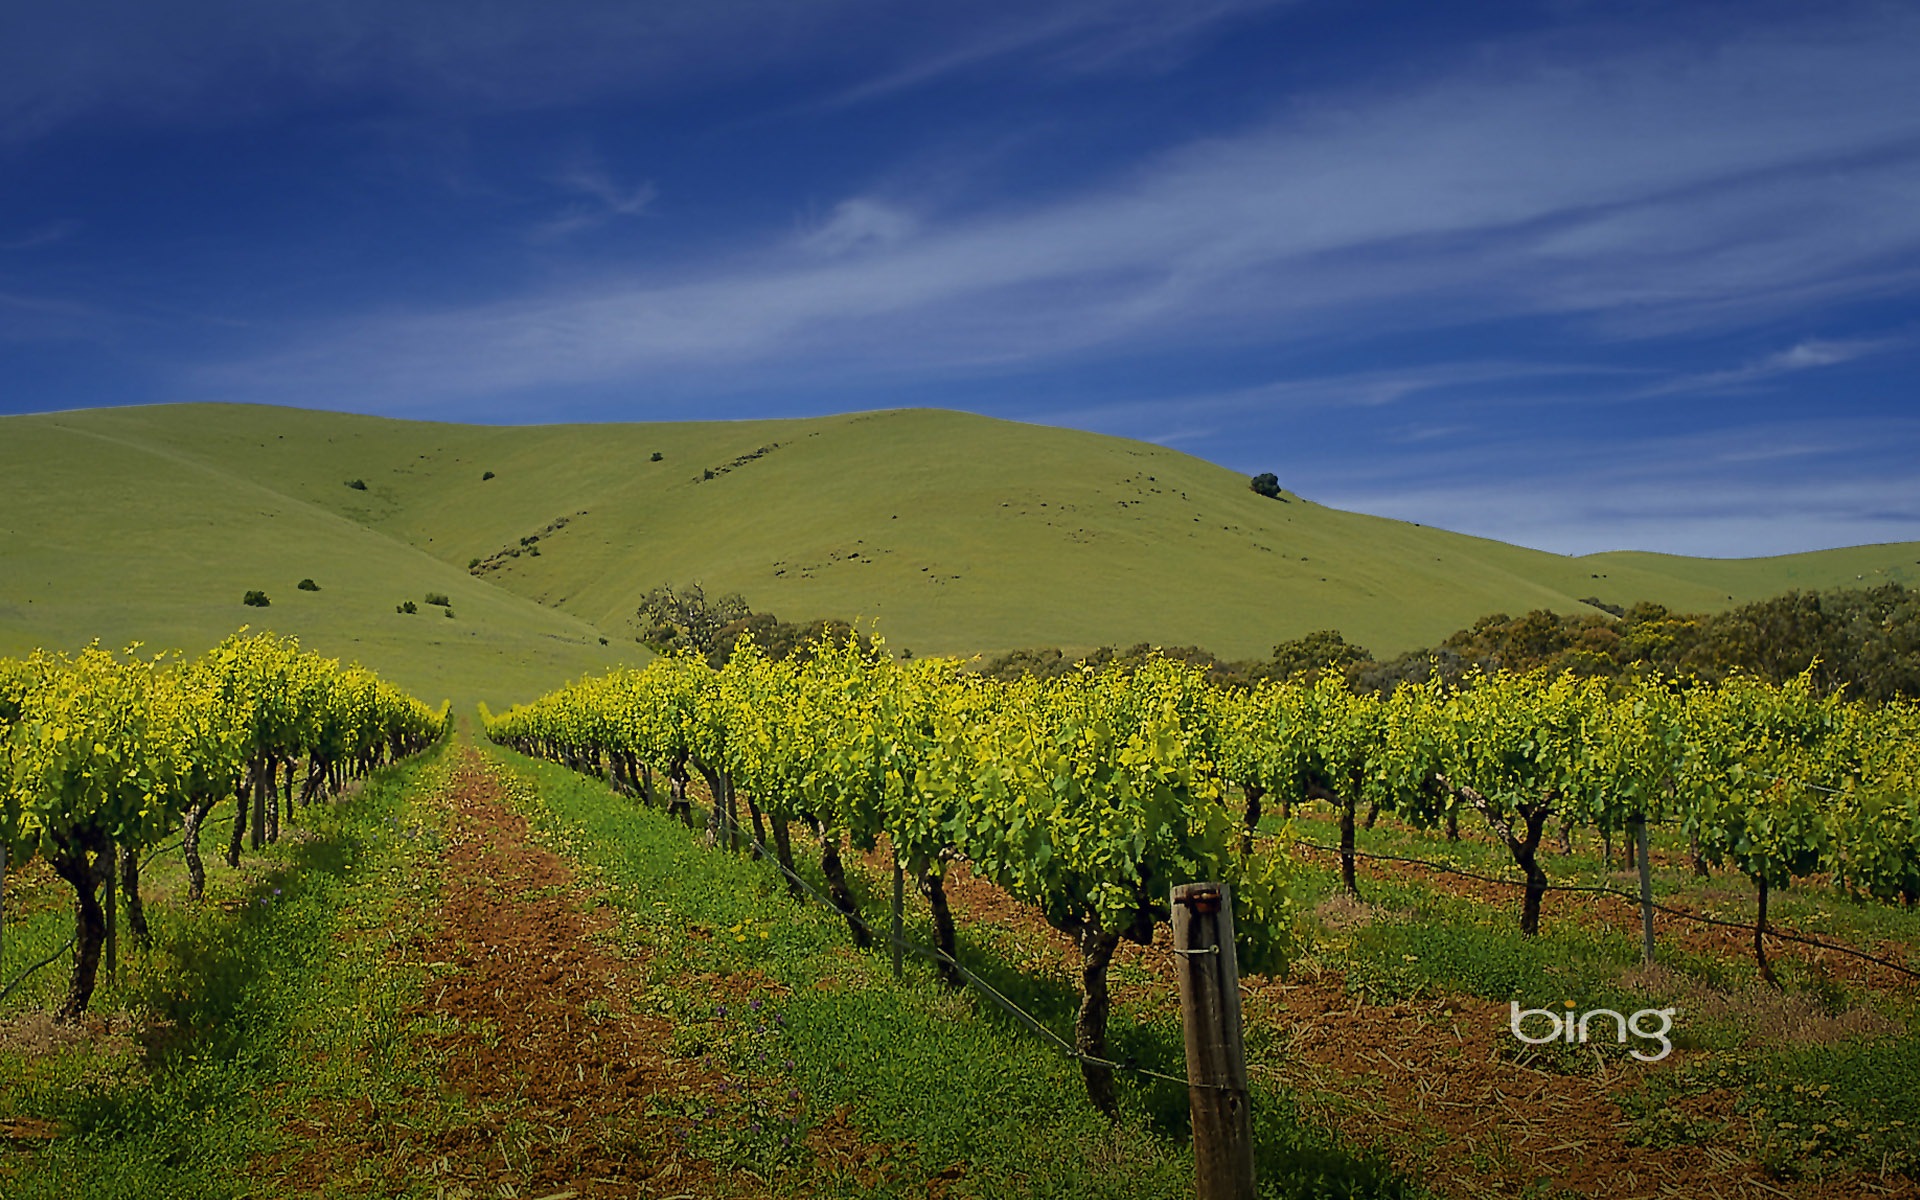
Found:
[1273,805,1920,972]
[0,743,450,1198]
[0,415,641,710]
[1276,806,1920,1179]
[5,402,1916,709]
[486,742,1422,1199]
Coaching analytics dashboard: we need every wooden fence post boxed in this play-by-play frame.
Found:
[1172,881,1255,1200]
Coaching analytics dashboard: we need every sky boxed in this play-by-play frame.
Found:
[3,0,1918,558]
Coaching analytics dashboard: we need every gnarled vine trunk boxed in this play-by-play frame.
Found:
[120,843,150,952]
[920,869,963,988]
[49,835,110,1024]
[1239,780,1265,853]
[1449,778,1553,935]
[1073,924,1122,1117]
[183,795,219,900]
[770,813,801,897]
[813,819,870,948]
[667,759,693,828]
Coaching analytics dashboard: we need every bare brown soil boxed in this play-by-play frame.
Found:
[277,747,771,1198]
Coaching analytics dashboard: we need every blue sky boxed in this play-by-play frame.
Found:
[3,0,1918,557]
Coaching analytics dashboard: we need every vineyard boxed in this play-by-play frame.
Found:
[2,629,1918,1197]
[483,639,1920,1033]
[0,633,448,1022]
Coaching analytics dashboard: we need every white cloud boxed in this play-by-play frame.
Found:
[203,12,1920,406]
[1636,336,1907,397]
[797,199,918,257]
[1300,420,1920,556]
[531,166,658,241]
[828,0,1284,105]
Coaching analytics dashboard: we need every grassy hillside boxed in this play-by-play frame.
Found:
[3,403,1915,704]
[0,417,640,707]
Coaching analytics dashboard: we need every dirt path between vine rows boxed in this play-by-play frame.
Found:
[278,747,760,1198]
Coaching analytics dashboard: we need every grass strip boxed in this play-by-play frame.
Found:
[0,742,450,1199]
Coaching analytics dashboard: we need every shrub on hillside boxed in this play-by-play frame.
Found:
[243,590,270,607]
[345,479,368,491]
[650,451,664,462]
[1250,472,1283,499]
[482,470,495,480]
[297,578,319,591]
[397,600,417,614]
[425,592,451,607]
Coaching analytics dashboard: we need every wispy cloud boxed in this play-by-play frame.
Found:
[0,221,80,251]
[197,13,1920,408]
[530,166,658,242]
[1307,418,1920,556]
[1023,361,1634,438]
[0,0,1283,143]
[796,199,919,257]
[828,0,1284,105]
[1636,336,1907,397]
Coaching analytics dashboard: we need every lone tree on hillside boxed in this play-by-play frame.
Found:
[636,583,751,656]
[1250,472,1283,499]
[243,590,270,607]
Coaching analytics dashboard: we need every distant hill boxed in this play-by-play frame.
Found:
[3,402,1915,705]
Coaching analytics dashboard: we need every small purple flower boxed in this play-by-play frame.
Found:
[788,1088,800,1100]
[782,1135,792,1148]
[749,997,762,1011]
[273,888,282,896]
[758,1051,767,1061]
[774,1013,786,1026]
[716,1004,727,1018]
[704,1105,714,1117]
[784,1059,795,1070]
[757,1024,766,1034]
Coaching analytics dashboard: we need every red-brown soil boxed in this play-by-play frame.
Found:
[275,748,769,1198]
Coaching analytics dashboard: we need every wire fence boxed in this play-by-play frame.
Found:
[716,800,1214,1091]
[632,766,1920,1094]
[1290,837,1920,979]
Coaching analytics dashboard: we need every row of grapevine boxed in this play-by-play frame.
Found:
[486,641,1920,1101]
[485,638,1293,1114]
[0,633,448,1021]
[1218,670,1920,978]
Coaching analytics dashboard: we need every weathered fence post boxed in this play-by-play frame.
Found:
[1172,881,1255,1200]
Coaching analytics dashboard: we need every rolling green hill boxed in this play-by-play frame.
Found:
[3,402,1915,705]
